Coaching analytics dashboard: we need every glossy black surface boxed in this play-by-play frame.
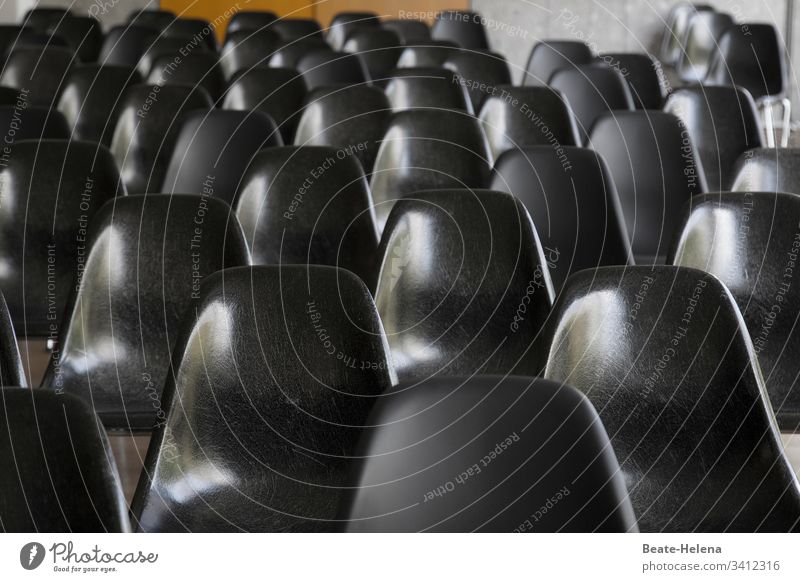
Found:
[0,25,31,57]
[369,109,492,230]
[225,11,277,38]
[443,51,511,112]
[431,10,489,50]
[0,140,122,338]
[343,28,403,80]
[222,67,307,142]
[343,376,637,532]
[670,191,800,430]
[111,84,213,194]
[128,9,175,31]
[659,2,713,65]
[131,265,394,532]
[99,25,158,68]
[0,294,25,387]
[383,67,471,113]
[146,51,225,102]
[731,148,800,193]
[0,389,129,532]
[41,195,250,431]
[396,41,459,68]
[57,65,140,145]
[382,19,430,45]
[294,85,391,174]
[478,85,580,161]
[297,50,370,90]
[523,40,593,86]
[136,36,209,78]
[588,110,706,262]
[676,11,734,82]
[47,15,102,62]
[491,146,633,292]
[0,104,70,141]
[0,45,74,106]
[268,38,331,68]
[219,28,283,79]
[22,7,68,32]
[163,18,217,51]
[235,146,379,285]
[270,18,323,41]
[327,12,380,51]
[375,189,554,381]
[544,266,800,532]
[162,110,282,205]
[706,24,786,100]
[666,86,763,192]
[599,53,666,109]
[549,64,635,144]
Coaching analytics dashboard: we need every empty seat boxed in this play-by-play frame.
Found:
[327,12,380,51]
[0,45,74,106]
[444,51,512,111]
[147,51,225,101]
[23,7,68,32]
[136,36,209,78]
[222,67,307,142]
[544,266,800,532]
[0,389,129,532]
[47,15,102,62]
[162,110,282,205]
[220,28,282,79]
[670,191,800,430]
[431,10,489,50]
[225,10,277,38]
[235,146,378,285]
[268,38,331,68]
[131,265,394,532]
[731,148,800,193]
[0,105,70,141]
[343,27,403,79]
[270,18,323,41]
[478,85,581,161]
[491,146,633,291]
[396,40,459,68]
[666,86,763,192]
[57,65,140,145]
[376,189,553,381]
[111,84,213,194]
[41,195,250,431]
[343,376,637,532]
[523,40,593,86]
[599,53,666,109]
[370,109,492,229]
[128,9,175,31]
[294,85,391,174]
[0,140,122,338]
[163,18,216,51]
[676,11,734,83]
[383,67,472,113]
[0,294,25,387]
[297,51,370,90]
[382,19,430,45]
[549,64,635,143]
[589,111,706,263]
[99,25,158,67]
[659,2,713,66]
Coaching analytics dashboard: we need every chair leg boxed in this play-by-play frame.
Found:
[763,101,776,147]
[781,97,792,148]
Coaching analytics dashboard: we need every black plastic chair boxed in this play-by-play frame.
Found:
[343,27,403,80]
[0,25,31,57]
[136,36,209,78]
[222,67,307,143]
[544,266,800,532]
[40,195,250,431]
[298,50,370,90]
[294,85,391,174]
[235,146,379,285]
[670,191,800,430]
[146,51,225,102]
[47,15,102,62]
[369,109,492,230]
[588,110,706,263]
[57,65,141,145]
[270,18,323,41]
[225,10,277,39]
[598,53,667,110]
[219,28,283,79]
[383,67,472,113]
[0,105,70,141]
[478,85,581,161]
[0,389,130,532]
[343,375,638,532]
[0,140,122,339]
[128,9,175,31]
[730,148,800,193]
[443,51,511,112]
[491,146,633,292]
[98,25,158,68]
[523,40,593,86]
[659,2,713,66]
[666,86,763,192]
[375,189,554,381]
[162,110,282,205]
[23,7,68,32]
[382,19,430,45]
[549,64,635,144]
[327,12,380,51]
[431,10,489,50]
[163,18,216,51]
[0,45,74,106]
[131,265,394,532]
[676,11,734,83]
[268,38,331,68]
[111,84,213,194]
[0,294,25,387]
[396,40,459,68]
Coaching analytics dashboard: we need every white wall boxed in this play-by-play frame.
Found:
[10,0,156,28]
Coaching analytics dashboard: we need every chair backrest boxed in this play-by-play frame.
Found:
[343,375,638,532]
[544,266,800,532]
[131,265,394,532]
[444,50,512,112]
[396,40,459,68]
[382,19,430,45]
[659,2,713,65]
[0,45,74,106]
[523,40,593,86]
[431,10,489,50]
[271,18,323,41]
[326,12,380,50]
[0,294,25,387]
[342,27,403,79]
[128,9,175,31]
[47,15,103,62]
[99,25,158,67]
[219,28,283,79]
[676,11,734,82]
[599,53,667,109]
[268,38,330,68]
[136,36,210,78]
[225,10,277,39]
[375,189,554,382]
[383,67,472,113]
[146,51,225,102]
[0,104,70,141]
[297,50,370,90]
[730,148,800,194]
[163,18,216,51]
